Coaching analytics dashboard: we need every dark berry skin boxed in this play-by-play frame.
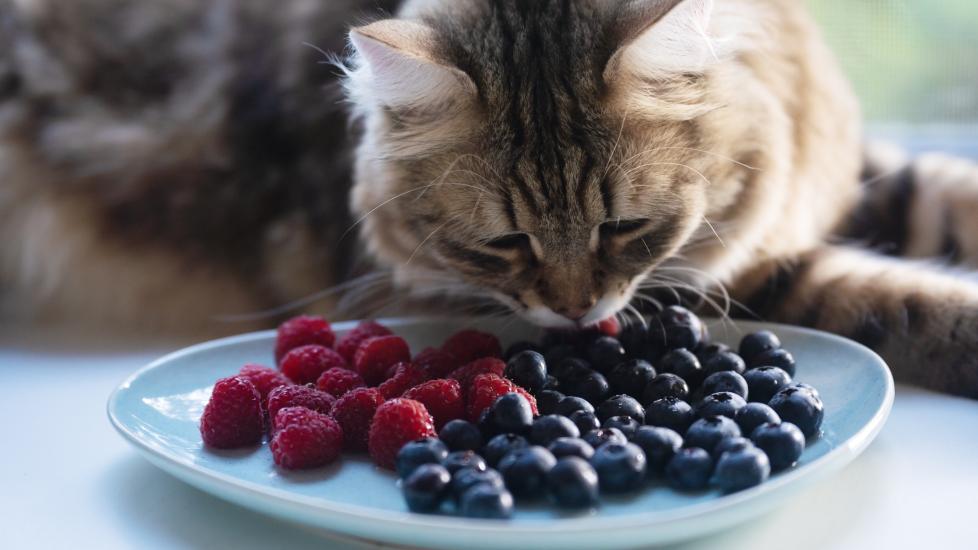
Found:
[451,467,505,500]
[596,394,646,424]
[439,420,483,452]
[695,342,731,363]
[561,369,611,405]
[459,484,514,519]
[491,393,534,435]
[568,410,601,434]
[536,390,566,416]
[701,371,749,400]
[751,422,806,470]
[666,447,714,491]
[619,323,655,361]
[658,349,704,388]
[632,426,683,476]
[743,367,792,403]
[646,397,696,434]
[702,351,747,377]
[402,463,451,513]
[591,442,647,493]
[642,373,690,405]
[547,456,600,508]
[735,403,781,436]
[739,331,782,361]
[555,396,595,417]
[748,348,796,376]
[504,341,540,361]
[697,392,748,419]
[650,306,705,352]
[497,446,558,498]
[583,427,628,448]
[395,437,449,479]
[603,415,641,440]
[713,446,770,493]
[482,433,529,467]
[542,376,561,392]
[441,450,488,475]
[712,436,754,459]
[548,437,596,460]
[685,416,742,454]
[587,337,628,374]
[606,359,657,400]
[529,414,581,446]
[551,357,591,380]
[477,408,500,440]
[768,386,824,438]
[504,351,548,394]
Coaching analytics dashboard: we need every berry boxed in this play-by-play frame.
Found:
[377,362,427,399]
[477,407,501,440]
[666,447,714,490]
[713,446,770,493]
[768,386,824,438]
[658,349,704,388]
[537,390,565,416]
[512,387,539,416]
[459,484,514,519]
[542,376,561,392]
[697,391,748,419]
[270,407,343,469]
[331,387,385,451]
[238,364,291,405]
[739,330,781,361]
[529,415,580,446]
[567,410,601,434]
[590,442,647,493]
[413,347,460,379]
[561,369,610,405]
[442,450,488,475]
[354,335,411,386]
[442,329,502,364]
[596,394,645,424]
[466,373,518,421]
[748,348,796,376]
[649,306,705,351]
[695,342,731,363]
[603,415,641,440]
[491,393,534,435]
[642,373,690,405]
[402,379,464,430]
[449,358,507,392]
[368,398,436,470]
[545,346,581,373]
[735,402,781,436]
[504,341,540,361]
[274,315,335,364]
[587,337,627,373]
[712,436,754,459]
[583,427,628,448]
[596,317,620,337]
[497,446,557,498]
[503,350,548,394]
[200,376,264,449]
[439,419,483,452]
[701,371,749,399]
[548,437,595,460]
[793,383,821,399]
[619,323,654,361]
[606,359,656,400]
[743,367,792,403]
[632,426,683,475]
[701,351,747,377]
[279,345,347,385]
[395,437,449,479]
[751,422,806,470]
[482,433,529,467]
[315,367,365,398]
[685,416,742,454]
[554,396,595,417]
[551,357,591,380]
[548,457,600,508]
[402,463,451,513]
[451,467,506,500]
[646,397,696,434]
[267,384,335,424]
[335,320,392,363]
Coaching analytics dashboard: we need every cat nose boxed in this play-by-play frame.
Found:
[554,301,595,322]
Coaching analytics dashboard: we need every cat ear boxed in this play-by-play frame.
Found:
[348,20,476,110]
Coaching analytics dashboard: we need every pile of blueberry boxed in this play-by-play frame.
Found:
[396,306,824,518]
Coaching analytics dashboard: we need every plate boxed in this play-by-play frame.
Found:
[108,318,893,549]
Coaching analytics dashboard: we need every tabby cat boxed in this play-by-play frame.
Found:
[2,0,977,398]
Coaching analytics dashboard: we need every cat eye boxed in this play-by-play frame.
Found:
[484,232,530,250]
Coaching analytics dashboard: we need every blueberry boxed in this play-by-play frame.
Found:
[642,373,690,405]
[711,435,754,459]
[793,383,821,399]
[651,306,705,351]
[748,348,796,376]
[504,341,540,361]
[583,427,628,448]
[548,437,595,460]
[567,409,601,434]
[587,337,627,373]
[543,375,561,392]
[536,390,566,416]
[491,393,534,435]
[701,371,749,399]
[658,349,704,387]
[542,330,575,350]
[606,359,657,399]
[695,342,731,363]
[561,369,610,404]
[713,446,770,493]
[743,367,792,403]
[739,330,781,361]
[451,467,505,500]
[482,433,529,467]
[603,415,641,440]
[632,426,683,475]
[684,416,741,454]
[529,414,580,446]
[702,351,746,376]
[735,402,781,436]
[768,386,824,438]
[402,463,451,513]
[441,450,488,475]
[395,437,449,479]
[619,323,654,360]
[665,447,714,490]
[497,446,557,498]
[591,442,647,493]
[552,357,591,380]
[477,408,500,440]
[596,394,646,425]
[459,484,514,519]
[439,419,483,452]
[547,456,600,508]
[504,351,548,394]
[646,397,696,434]
[751,422,806,470]
[697,391,748,419]
[554,396,595,417]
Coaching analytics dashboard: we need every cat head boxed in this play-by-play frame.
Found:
[344,0,761,327]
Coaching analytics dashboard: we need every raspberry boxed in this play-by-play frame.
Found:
[368,398,436,470]
[199,376,264,449]
[353,335,411,386]
[238,364,291,405]
[448,357,506,391]
[513,386,539,416]
[279,345,347,385]
[442,329,502,364]
[335,320,393,363]
[596,317,620,337]
[402,379,464,429]
[377,361,428,399]
[270,407,344,469]
[332,387,385,451]
[413,347,460,379]
[316,367,365,397]
[275,315,335,364]
[467,373,518,421]
[267,384,335,424]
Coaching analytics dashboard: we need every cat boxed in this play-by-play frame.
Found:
[2,0,977,398]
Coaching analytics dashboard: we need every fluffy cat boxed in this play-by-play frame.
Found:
[2,0,977,398]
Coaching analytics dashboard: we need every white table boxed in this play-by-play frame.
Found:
[4,324,976,550]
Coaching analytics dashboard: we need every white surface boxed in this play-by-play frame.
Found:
[3,324,977,550]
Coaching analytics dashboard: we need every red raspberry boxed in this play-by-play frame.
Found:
[514,386,539,416]
[279,345,347,385]
[368,398,436,470]
[267,384,335,424]
[238,364,291,405]
[466,373,518,421]
[442,329,502,364]
[270,407,344,469]
[377,361,428,399]
[413,347,460,379]
[448,357,506,391]
[335,320,393,363]
[332,387,385,451]
[402,379,464,429]
[275,315,335,364]
[316,367,365,397]
[353,335,411,386]
[199,376,264,448]
[596,317,620,337]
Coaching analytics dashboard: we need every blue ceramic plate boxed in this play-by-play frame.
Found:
[108,318,893,549]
